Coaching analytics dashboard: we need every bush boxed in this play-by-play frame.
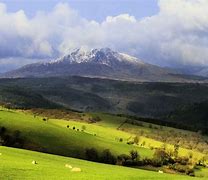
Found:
[117,154,131,165]
[133,136,139,145]
[85,148,99,162]
[170,164,194,176]
[81,125,86,131]
[127,141,134,145]
[0,127,6,135]
[100,149,116,164]
[153,149,173,165]
[130,150,140,161]
[175,156,189,165]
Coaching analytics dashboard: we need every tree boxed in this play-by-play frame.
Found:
[142,141,146,147]
[0,127,6,135]
[153,149,173,165]
[100,149,116,164]
[117,154,131,165]
[133,136,139,145]
[85,148,99,162]
[130,150,140,161]
[174,144,180,157]
[81,125,86,131]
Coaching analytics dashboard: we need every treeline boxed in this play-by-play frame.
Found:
[116,114,208,135]
[84,147,200,177]
[0,126,24,148]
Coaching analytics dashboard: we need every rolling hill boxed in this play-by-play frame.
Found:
[0,107,208,179]
[0,76,207,132]
[0,146,200,180]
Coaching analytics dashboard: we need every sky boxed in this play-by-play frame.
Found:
[1,0,159,22]
[0,0,208,72]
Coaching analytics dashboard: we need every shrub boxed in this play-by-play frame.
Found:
[117,154,131,165]
[142,141,146,146]
[174,144,179,157]
[81,125,86,131]
[100,149,116,164]
[175,156,189,165]
[153,149,173,165]
[171,164,194,176]
[0,127,6,135]
[133,136,139,145]
[85,148,99,162]
[130,150,140,161]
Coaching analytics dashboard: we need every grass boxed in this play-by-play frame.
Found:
[119,119,206,161]
[0,146,201,180]
[0,108,153,158]
[0,107,208,179]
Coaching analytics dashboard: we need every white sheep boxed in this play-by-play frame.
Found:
[65,164,72,169]
[32,160,37,164]
[71,167,81,172]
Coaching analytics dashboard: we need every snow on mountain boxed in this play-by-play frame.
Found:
[2,47,206,82]
[51,48,143,66]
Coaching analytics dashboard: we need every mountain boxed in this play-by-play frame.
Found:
[176,66,208,77]
[1,48,207,82]
[195,67,208,77]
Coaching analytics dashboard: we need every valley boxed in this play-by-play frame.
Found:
[0,76,208,133]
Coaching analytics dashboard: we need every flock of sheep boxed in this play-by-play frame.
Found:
[31,160,81,172]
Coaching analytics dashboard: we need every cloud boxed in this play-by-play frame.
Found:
[0,0,208,72]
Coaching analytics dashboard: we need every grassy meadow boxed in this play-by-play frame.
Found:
[0,146,202,180]
[0,107,208,179]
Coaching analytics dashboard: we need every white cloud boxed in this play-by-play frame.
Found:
[0,0,208,72]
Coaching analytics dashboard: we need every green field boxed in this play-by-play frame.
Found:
[0,146,201,180]
[0,107,208,179]
[0,108,153,158]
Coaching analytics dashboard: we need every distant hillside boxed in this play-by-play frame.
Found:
[167,101,208,133]
[0,76,208,132]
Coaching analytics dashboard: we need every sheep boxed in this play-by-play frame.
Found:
[32,160,37,164]
[65,164,72,169]
[71,167,81,172]
[158,170,163,173]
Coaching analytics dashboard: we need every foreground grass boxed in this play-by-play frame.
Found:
[0,146,199,180]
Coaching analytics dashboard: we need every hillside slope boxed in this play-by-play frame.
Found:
[0,108,152,159]
[0,146,197,180]
[0,77,208,132]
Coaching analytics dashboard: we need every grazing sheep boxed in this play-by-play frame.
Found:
[32,160,37,164]
[71,167,81,172]
[158,170,163,173]
[65,164,72,169]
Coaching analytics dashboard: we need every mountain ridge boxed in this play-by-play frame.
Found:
[1,48,207,82]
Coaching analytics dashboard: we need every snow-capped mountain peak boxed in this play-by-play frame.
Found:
[51,48,142,66]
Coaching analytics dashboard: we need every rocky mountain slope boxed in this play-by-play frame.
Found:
[3,48,205,82]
